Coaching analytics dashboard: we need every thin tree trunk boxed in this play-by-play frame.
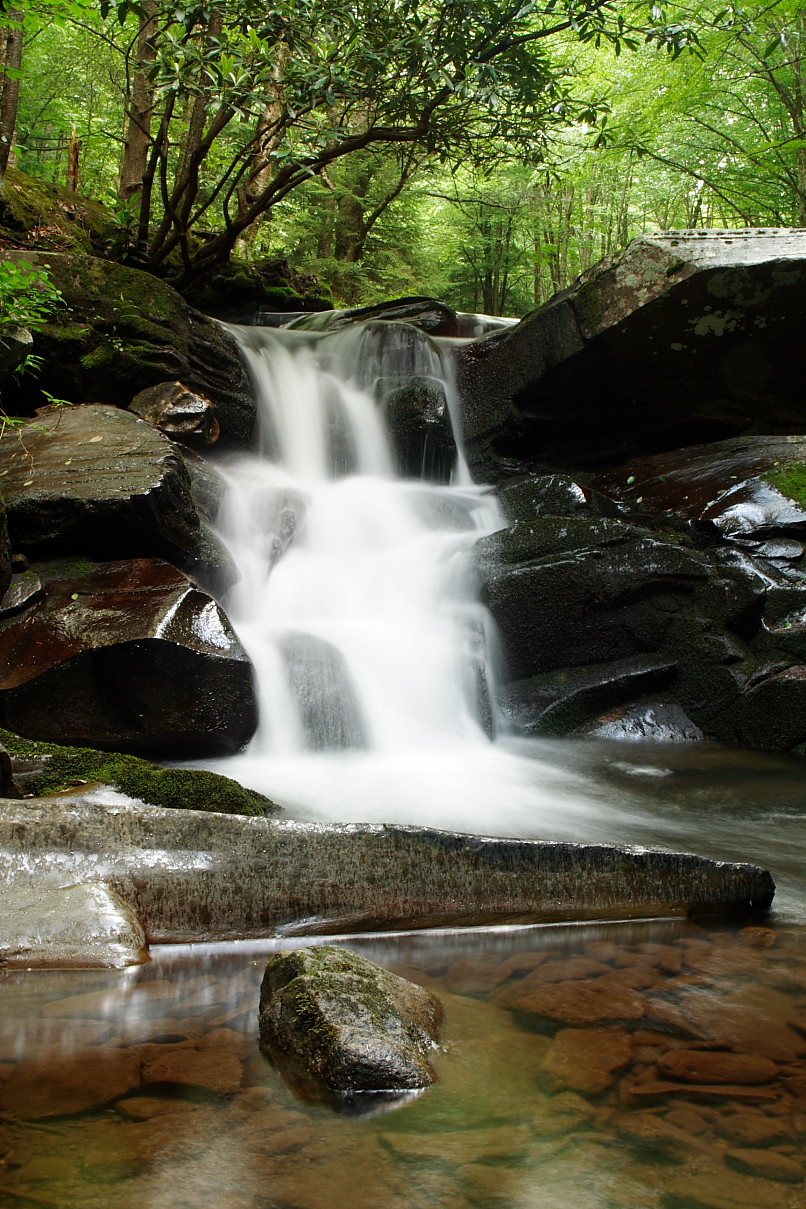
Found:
[67,127,80,191]
[119,0,158,202]
[0,8,24,179]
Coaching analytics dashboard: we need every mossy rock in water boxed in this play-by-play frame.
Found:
[763,463,806,509]
[0,729,277,816]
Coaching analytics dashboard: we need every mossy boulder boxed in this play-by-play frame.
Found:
[0,250,255,446]
[259,945,443,1099]
[181,256,328,321]
[0,168,116,256]
[0,728,277,816]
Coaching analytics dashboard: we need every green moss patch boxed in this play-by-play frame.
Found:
[763,463,806,509]
[0,728,277,816]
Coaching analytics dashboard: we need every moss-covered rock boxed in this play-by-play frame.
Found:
[0,250,255,446]
[0,728,277,816]
[0,168,116,256]
[259,945,443,1098]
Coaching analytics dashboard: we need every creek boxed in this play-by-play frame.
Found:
[1,319,805,1208]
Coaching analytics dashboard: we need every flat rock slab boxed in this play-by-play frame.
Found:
[456,229,806,481]
[0,793,775,965]
[0,879,147,968]
[0,403,201,566]
[0,558,256,755]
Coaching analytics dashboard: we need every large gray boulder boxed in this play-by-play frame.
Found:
[0,558,257,756]
[0,251,255,447]
[259,946,443,1096]
[456,230,806,483]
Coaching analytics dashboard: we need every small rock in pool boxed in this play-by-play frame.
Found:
[258,946,443,1098]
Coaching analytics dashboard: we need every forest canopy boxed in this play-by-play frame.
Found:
[0,0,804,311]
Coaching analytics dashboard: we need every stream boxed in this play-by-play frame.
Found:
[2,320,805,1207]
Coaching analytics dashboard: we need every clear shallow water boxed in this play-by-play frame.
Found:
[2,742,806,1209]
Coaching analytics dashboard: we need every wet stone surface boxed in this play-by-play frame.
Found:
[0,918,804,1209]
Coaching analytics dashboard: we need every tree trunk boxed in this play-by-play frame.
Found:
[119,0,158,202]
[0,8,24,179]
[67,127,80,192]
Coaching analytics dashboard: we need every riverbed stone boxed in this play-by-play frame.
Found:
[0,558,257,755]
[500,978,647,1027]
[584,701,704,742]
[0,250,256,447]
[656,1050,779,1085]
[377,375,456,482]
[726,1147,804,1183]
[0,1047,142,1119]
[259,946,443,1095]
[0,403,201,567]
[542,1027,633,1094]
[142,1046,244,1095]
[288,295,458,336]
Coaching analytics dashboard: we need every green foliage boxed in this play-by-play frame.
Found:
[0,728,277,816]
[0,259,62,333]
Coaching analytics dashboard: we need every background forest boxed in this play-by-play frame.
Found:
[1,0,805,314]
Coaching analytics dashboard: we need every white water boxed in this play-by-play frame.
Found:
[203,319,609,834]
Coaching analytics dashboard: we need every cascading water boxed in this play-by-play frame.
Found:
[206,317,602,832]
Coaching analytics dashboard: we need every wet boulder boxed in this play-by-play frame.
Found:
[476,514,709,681]
[259,945,443,1097]
[0,403,202,570]
[0,558,257,756]
[0,250,255,447]
[289,296,458,336]
[0,492,10,603]
[456,230,806,483]
[129,380,220,447]
[583,701,704,743]
[378,375,456,482]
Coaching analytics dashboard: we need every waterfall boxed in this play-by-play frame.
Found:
[206,318,598,833]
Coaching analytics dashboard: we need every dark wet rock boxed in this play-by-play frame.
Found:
[0,1046,143,1118]
[456,230,806,483]
[377,375,456,482]
[735,666,806,750]
[259,945,443,1095]
[477,520,707,681]
[584,701,704,742]
[0,403,202,568]
[542,1027,633,1094]
[0,493,10,605]
[0,879,147,968]
[129,380,220,447]
[280,633,366,750]
[0,728,276,815]
[656,1050,778,1085]
[0,558,257,756]
[595,434,806,541]
[498,473,592,524]
[497,657,677,738]
[180,255,325,320]
[0,796,775,963]
[0,323,33,375]
[289,296,458,336]
[177,448,239,595]
[0,250,255,447]
[0,742,21,797]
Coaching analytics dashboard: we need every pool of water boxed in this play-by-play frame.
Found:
[2,739,806,1209]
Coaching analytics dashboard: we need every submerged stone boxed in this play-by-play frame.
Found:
[259,945,443,1096]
